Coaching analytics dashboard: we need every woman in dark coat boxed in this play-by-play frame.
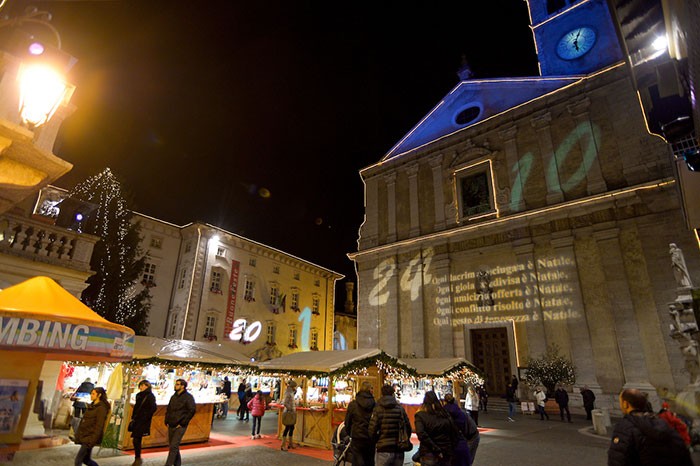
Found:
[415,391,457,466]
[443,394,471,466]
[74,387,110,466]
[130,380,157,466]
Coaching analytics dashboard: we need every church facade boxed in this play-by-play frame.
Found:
[350,0,699,406]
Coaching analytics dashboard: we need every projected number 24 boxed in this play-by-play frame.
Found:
[369,249,433,306]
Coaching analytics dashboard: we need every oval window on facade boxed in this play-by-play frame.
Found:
[454,105,482,126]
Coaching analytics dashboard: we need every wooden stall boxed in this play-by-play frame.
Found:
[117,336,253,450]
[395,358,483,430]
[257,349,417,449]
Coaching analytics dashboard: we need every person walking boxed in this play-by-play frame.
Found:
[443,394,472,466]
[280,380,298,451]
[554,385,572,423]
[240,383,253,421]
[505,382,517,422]
[164,378,196,466]
[608,388,692,466]
[580,385,596,421]
[415,390,457,466]
[220,376,232,419]
[247,390,267,439]
[72,377,95,418]
[129,380,157,466]
[534,386,549,420]
[236,378,247,420]
[464,386,479,426]
[73,387,110,466]
[344,381,376,466]
[368,384,412,466]
[476,385,488,414]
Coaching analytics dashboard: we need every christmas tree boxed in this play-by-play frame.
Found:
[524,344,576,396]
[68,168,151,334]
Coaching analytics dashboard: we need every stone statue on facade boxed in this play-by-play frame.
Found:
[476,269,494,307]
[669,243,693,288]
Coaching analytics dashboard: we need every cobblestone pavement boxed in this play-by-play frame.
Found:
[10,410,700,465]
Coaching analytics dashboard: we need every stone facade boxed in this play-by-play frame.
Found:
[351,65,700,406]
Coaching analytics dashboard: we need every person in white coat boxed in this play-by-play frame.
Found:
[534,387,549,420]
[464,386,480,426]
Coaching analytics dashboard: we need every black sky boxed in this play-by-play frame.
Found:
[11,0,538,284]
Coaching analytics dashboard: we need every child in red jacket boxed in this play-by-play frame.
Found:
[247,390,267,439]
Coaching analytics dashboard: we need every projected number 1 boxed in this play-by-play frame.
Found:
[298,307,311,350]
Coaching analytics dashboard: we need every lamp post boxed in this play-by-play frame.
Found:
[0,6,76,214]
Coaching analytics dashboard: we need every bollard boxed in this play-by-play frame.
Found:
[592,408,611,435]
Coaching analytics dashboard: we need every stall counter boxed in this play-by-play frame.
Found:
[118,402,215,450]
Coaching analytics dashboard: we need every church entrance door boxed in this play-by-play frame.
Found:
[470,327,510,395]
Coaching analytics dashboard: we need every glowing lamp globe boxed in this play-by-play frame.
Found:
[17,63,69,128]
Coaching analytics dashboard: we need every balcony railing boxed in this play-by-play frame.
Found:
[0,213,98,272]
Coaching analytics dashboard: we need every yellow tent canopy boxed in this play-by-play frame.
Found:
[0,276,134,362]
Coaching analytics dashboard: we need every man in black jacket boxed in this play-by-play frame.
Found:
[368,385,412,466]
[165,379,196,466]
[554,385,572,423]
[345,381,376,466]
[608,388,692,466]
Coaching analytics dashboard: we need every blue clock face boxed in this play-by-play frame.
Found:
[556,27,597,60]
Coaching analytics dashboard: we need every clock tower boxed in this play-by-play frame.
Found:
[528,0,624,76]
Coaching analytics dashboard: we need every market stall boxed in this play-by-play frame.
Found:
[0,277,134,462]
[395,357,483,429]
[256,349,416,449]
[116,336,254,450]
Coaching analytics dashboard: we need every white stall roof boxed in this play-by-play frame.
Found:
[133,336,250,365]
[398,357,472,376]
[256,348,382,373]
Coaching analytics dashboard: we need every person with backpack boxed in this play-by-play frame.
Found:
[247,390,267,439]
[74,387,110,466]
[608,388,692,466]
[534,386,549,420]
[345,381,376,466]
[368,384,412,466]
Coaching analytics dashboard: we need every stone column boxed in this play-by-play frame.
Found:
[550,233,600,390]
[385,173,397,243]
[498,125,525,212]
[593,228,654,392]
[406,163,420,238]
[531,112,565,204]
[429,155,446,231]
[398,252,426,357]
[359,174,379,249]
[514,241,547,358]
[566,98,607,195]
[431,253,454,357]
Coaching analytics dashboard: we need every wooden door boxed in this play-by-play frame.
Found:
[470,327,510,396]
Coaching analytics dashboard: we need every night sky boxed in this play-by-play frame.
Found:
[11,0,538,285]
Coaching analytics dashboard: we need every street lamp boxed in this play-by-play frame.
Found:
[18,62,69,128]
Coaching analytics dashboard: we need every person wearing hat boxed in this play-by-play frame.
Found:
[280,380,298,451]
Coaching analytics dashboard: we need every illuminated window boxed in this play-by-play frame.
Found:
[244,279,255,302]
[291,290,300,310]
[210,269,222,293]
[150,236,163,249]
[216,246,226,258]
[293,272,300,280]
[142,263,156,286]
[310,328,319,350]
[249,258,257,267]
[204,315,217,339]
[288,325,298,348]
[273,266,280,274]
[177,268,187,289]
[312,295,320,315]
[455,161,496,220]
[270,284,279,305]
[266,321,276,345]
